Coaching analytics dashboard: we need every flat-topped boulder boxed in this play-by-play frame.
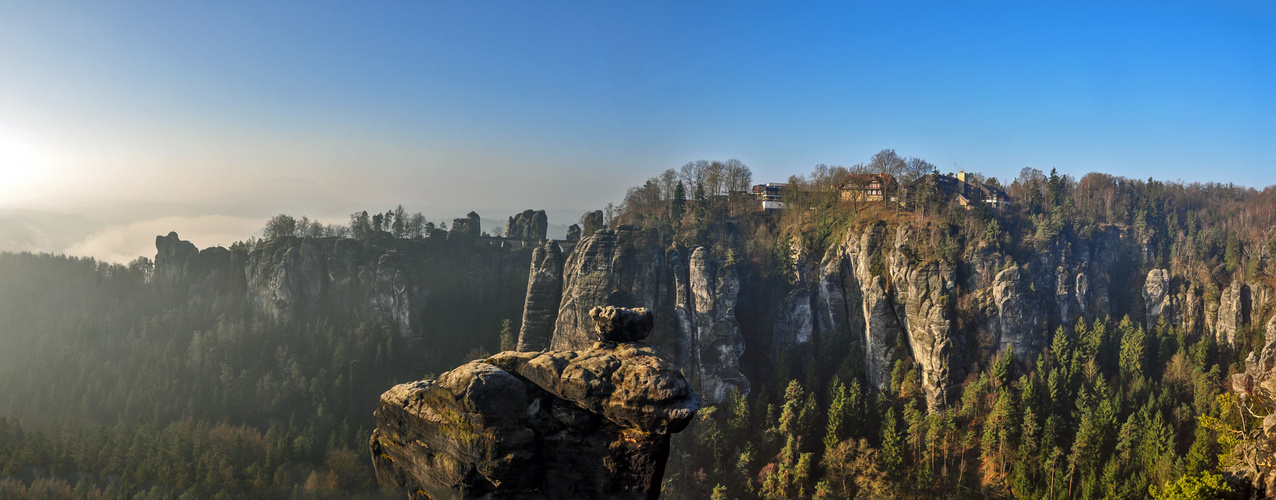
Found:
[370,335,697,499]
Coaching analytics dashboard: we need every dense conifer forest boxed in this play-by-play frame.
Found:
[2,156,1276,499]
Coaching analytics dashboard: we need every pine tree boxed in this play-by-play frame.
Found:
[823,377,849,450]
[1119,316,1147,383]
[670,182,687,226]
[881,408,904,479]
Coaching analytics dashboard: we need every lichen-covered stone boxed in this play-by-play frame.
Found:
[589,306,653,342]
[370,341,697,499]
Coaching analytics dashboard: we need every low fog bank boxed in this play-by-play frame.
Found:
[0,210,101,255]
[65,215,265,264]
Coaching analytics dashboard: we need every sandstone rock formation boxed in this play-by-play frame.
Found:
[369,336,698,499]
[551,229,656,350]
[772,288,814,354]
[539,228,747,404]
[590,305,653,342]
[517,241,564,351]
[1143,268,1176,329]
[449,211,482,239]
[565,224,582,243]
[580,210,605,235]
[677,246,749,404]
[154,231,199,283]
[1225,315,1276,494]
[506,209,548,241]
[158,231,532,344]
[992,265,1047,361]
[1217,280,1251,346]
[891,246,956,411]
[795,223,1141,411]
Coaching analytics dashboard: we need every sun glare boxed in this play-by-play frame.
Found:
[0,131,64,206]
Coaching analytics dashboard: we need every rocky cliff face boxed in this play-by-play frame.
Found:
[680,246,750,405]
[156,232,533,356]
[517,240,564,351]
[506,209,548,241]
[1143,268,1176,329]
[551,228,669,350]
[992,265,1046,361]
[1217,280,1251,346]
[890,228,956,410]
[369,325,697,499]
[790,223,1159,410]
[154,231,199,283]
[541,228,748,404]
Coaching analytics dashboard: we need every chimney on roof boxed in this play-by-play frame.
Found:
[956,170,967,183]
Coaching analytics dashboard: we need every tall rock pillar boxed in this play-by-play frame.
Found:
[517,241,564,351]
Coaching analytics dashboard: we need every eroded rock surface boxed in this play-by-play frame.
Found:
[517,241,564,351]
[993,265,1047,361]
[369,340,697,499]
[506,209,548,241]
[1217,280,1250,346]
[1143,268,1175,329]
[590,305,653,342]
[541,230,747,404]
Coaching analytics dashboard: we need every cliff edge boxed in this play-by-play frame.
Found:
[369,306,698,499]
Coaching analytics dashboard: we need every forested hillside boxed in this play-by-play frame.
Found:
[2,155,1276,499]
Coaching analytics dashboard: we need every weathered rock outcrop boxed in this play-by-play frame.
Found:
[517,241,565,351]
[543,229,747,404]
[369,337,698,499]
[1217,280,1251,346]
[809,223,901,393]
[159,232,533,351]
[449,211,482,239]
[1143,268,1176,329]
[565,224,582,243]
[679,246,749,404]
[797,224,1142,411]
[506,209,548,241]
[992,266,1047,361]
[551,229,666,350]
[580,211,605,236]
[1225,314,1276,495]
[890,229,956,410]
[772,288,814,354]
[590,305,653,342]
[154,231,199,283]
[244,241,305,321]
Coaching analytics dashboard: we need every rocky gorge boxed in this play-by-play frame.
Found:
[156,209,1276,415]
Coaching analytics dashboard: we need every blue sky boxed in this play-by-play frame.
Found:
[0,1,1273,260]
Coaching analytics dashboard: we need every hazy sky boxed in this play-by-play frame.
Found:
[1,1,1273,262]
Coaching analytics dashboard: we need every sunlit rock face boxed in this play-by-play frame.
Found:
[369,330,698,500]
[542,228,748,404]
[1143,268,1176,329]
[1216,280,1251,347]
[799,222,1164,412]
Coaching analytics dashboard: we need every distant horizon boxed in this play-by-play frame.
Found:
[3,163,1274,265]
